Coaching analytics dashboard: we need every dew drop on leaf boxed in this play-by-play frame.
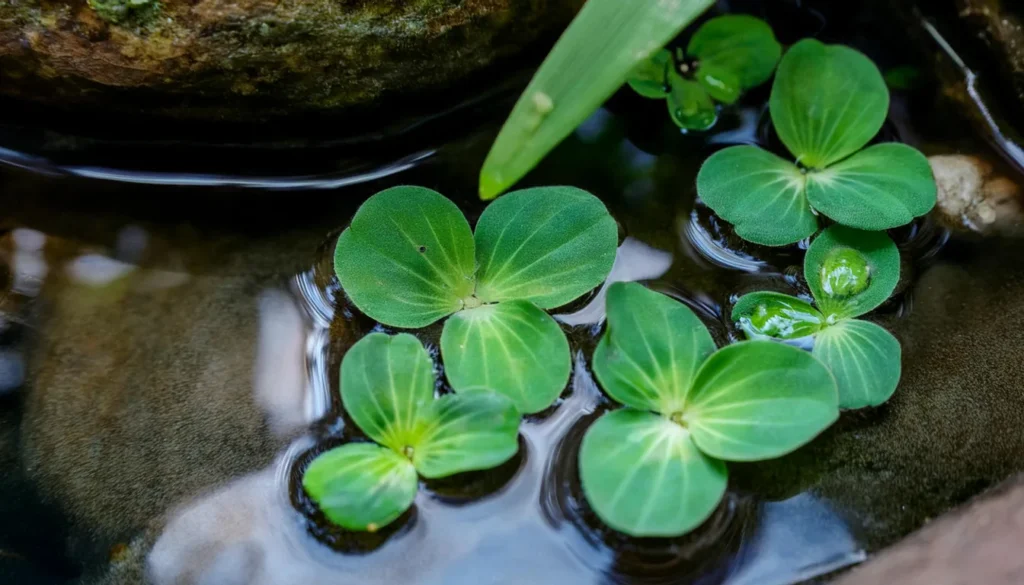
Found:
[819,247,871,299]
[745,301,820,339]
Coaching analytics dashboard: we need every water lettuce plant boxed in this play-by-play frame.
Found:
[697,39,937,246]
[334,186,618,414]
[302,333,520,531]
[580,282,839,537]
[478,0,715,199]
[732,226,901,408]
[628,15,781,130]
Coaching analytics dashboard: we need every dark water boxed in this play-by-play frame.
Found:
[3,1,1024,584]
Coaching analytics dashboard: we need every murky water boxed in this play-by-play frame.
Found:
[3,2,1024,584]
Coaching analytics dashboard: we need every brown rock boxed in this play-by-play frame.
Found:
[0,0,583,121]
[835,474,1024,585]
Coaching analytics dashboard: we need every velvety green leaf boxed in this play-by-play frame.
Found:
[413,391,521,478]
[806,143,937,230]
[694,63,742,105]
[334,186,476,328]
[473,187,618,309]
[440,300,570,414]
[302,443,418,532]
[770,39,889,169]
[804,225,900,319]
[696,145,818,246]
[687,14,781,90]
[593,282,716,414]
[479,0,716,198]
[628,49,671,99]
[340,333,435,453]
[578,409,727,537]
[667,71,717,130]
[731,291,824,340]
[685,341,839,461]
[813,319,901,409]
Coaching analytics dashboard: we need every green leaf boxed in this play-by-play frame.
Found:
[473,187,618,309]
[413,391,521,478]
[813,319,901,409]
[578,408,727,537]
[805,143,937,230]
[687,15,782,91]
[340,332,436,452]
[696,145,818,246]
[731,292,824,340]
[685,341,839,461]
[667,71,717,130]
[593,282,716,414]
[440,300,570,414]
[334,186,476,328]
[769,39,889,169]
[694,63,742,105]
[302,443,418,532]
[479,0,716,198]
[627,49,671,99]
[804,226,900,319]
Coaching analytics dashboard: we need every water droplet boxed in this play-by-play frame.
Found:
[820,247,871,299]
[743,300,822,340]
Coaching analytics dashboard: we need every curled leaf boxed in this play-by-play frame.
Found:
[732,291,824,340]
[805,226,900,319]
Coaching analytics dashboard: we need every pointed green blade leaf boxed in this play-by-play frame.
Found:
[478,0,716,199]
[732,291,824,340]
[579,408,727,537]
[627,49,672,99]
[687,15,782,91]
[594,282,717,414]
[341,333,436,452]
[302,443,418,532]
[440,300,570,414]
[813,319,901,409]
[694,63,742,105]
[473,187,618,309]
[667,72,717,130]
[806,143,937,230]
[686,341,839,461]
[769,39,889,169]
[804,225,900,319]
[696,145,818,246]
[334,186,476,328]
[412,391,520,479]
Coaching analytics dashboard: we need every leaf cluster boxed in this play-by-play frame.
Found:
[627,15,782,130]
[580,282,839,536]
[697,39,936,246]
[732,226,902,408]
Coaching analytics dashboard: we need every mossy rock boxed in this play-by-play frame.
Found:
[0,0,583,121]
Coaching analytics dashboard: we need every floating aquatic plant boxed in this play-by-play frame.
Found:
[697,39,937,246]
[732,226,902,408]
[334,186,618,414]
[628,15,781,130]
[302,333,520,531]
[579,282,838,537]
[478,0,715,199]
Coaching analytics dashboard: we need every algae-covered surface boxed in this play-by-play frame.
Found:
[0,0,582,120]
